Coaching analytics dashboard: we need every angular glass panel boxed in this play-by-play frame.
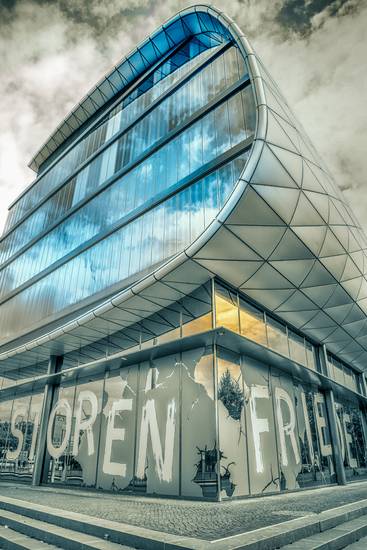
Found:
[336,401,367,481]
[305,341,317,371]
[242,357,279,494]
[182,312,212,337]
[295,384,335,487]
[333,358,345,386]
[136,356,180,495]
[63,377,105,487]
[181,347,216,497]
[272,370,301,490]
[97,367,138,491]
[266,317,289,357]
[288,330,307,366]
[46,383,76,484]
[344,366,358,392]
[215,284,239,332]
[239,298,267,346]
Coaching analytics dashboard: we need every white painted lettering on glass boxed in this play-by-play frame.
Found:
[103,398,133,476]
[136,398,176,482]
[249,385,270,473]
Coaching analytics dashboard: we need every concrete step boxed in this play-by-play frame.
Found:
[0,509,131,550]
[344,534,367,549]
[0,525,59,550]
[280,515,367,550]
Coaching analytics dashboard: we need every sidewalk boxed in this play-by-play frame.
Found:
[0,481,366,542]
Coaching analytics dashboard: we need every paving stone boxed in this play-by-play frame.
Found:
[0,481,366,542]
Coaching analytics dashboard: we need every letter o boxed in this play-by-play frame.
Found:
[47,398,72,459]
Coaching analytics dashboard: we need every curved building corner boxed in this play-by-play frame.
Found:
[0,5,366,499]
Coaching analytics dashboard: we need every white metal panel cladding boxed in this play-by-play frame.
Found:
[0,5,366,375]
[193,40,367,372]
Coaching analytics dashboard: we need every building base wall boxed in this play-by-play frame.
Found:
[1,341,366,500]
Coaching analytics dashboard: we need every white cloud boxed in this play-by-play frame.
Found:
[0,0,366,239]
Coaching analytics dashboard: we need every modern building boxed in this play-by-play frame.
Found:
[0,5,366,500]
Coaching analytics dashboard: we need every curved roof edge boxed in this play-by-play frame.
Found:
[28,4,234,173]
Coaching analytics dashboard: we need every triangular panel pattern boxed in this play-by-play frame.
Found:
[208,59,367,373]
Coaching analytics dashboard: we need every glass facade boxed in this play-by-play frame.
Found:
[0,281,365,496]
[3,37,225,232]
[5,344,363,496]
[335,400,367,481]
[43,347,215,496]
[0,40,254,344]
[0,44,248,264]
[0,393,43,481]
[215,282,318,372]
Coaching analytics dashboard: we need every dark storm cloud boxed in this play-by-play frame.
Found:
[0,0,366,235]
[276,0,361,35]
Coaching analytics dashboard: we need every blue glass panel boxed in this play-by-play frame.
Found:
[5,36,221,234]
[0,81,255,304]
[0,154,247,341]
[164,19,187,44]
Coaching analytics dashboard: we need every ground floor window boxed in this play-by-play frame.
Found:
[1,346,366,499]
[0,393,43,481]
[335,400,367,481]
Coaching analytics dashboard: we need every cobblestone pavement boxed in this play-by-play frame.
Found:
[0,482,366,541]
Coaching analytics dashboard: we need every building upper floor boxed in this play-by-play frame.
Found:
[0,5,366,387]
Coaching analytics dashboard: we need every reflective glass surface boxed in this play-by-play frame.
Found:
[0,85,252,302]
[0,156,248,341]
[215,285,239,332]
[288,331,307,366]
[0,43,246,267]
[239,298,267,346]
[266,318,289,357]
[4,36,225,233]
[335,401,367,480]
[294,383,336,487]
[215,282,318,370]
[327,354,359,392]
[0,393,43,482]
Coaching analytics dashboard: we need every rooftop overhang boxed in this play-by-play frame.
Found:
[28,5,233,173]
[1,4,367,377]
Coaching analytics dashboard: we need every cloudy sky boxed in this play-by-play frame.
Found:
[0,0,366,235]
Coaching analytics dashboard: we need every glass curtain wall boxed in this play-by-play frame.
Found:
[0,43,246,264]
[214,282,318,371]
[4,36,224,232]
[216,346,336,497]
[335,400,367,481]
[0,43,255,343]
[45,347,216,497]
[0,84,253,301]
[0,392,43,482]
[1,346,365,497]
